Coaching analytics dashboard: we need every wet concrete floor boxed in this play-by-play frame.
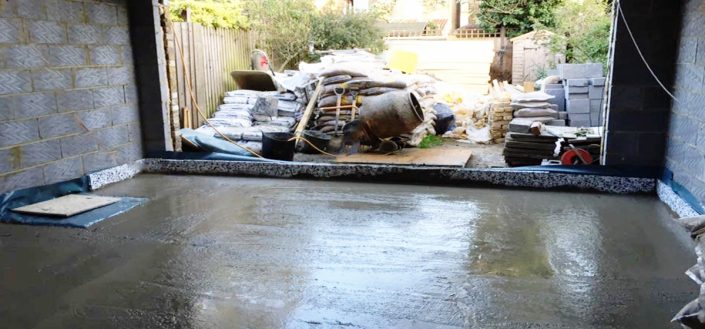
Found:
[0,174,696,328]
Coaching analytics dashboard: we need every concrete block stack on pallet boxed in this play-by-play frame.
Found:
[559,64,605,127]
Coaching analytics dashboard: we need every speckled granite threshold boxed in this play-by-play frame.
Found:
[89,158,655,194]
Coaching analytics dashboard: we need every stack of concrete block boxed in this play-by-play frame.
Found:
[544,83,566,112]
[589,78,606,126]
[489,98,513,143]
[559,64,604,127]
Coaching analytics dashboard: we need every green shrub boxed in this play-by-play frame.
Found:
[169,0,249,29]
[311,11,385,53]
[477,0,561,38]
[550,0,612,71]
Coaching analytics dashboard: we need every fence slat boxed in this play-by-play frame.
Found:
[171,23,257,128]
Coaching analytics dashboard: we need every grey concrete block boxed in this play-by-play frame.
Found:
[91,46,121,65]
[60,132,99,157]
[0,71,32,95]
[112,104,139,125]
[544,88,566,112]
[105,26,130,45]
[0,167,45,194]
[565,86,589,94]
[78,109,111,130]
[75,68,108,88]
[558,112,568,120]
[117,6,129,26]
[58,89,93,112]
[590,99,603,113]
[107,66,134,86]
[548,119,566,126]
[127,122,142,142]
[544,83,564,90]
[590,111,601,126]
[48,46,86,67]
[570,120,591,127]
[124,84,138,104]
[43,156,83,184]
[0,92,57,119]
[82,151,117,172]
[566,79,589,87]
[115,142,143,163]
[47,0,85,23]
[559,63,604,79]
[68,24,102,45]
[0,1,16,18]
[591,78,606,87]
[5,46,47,69]
[589,86,605,100]
[0,119,39,147]
[566,93,589,100]
[88,3,117,25]
[21,140,61,167]
[17,0,46,19]
[678,38,698,64]
[29,21,65,44]
[32,69,72,91]
[95,125,129,149]
[567,99,590,114]
[0,18,21,43]
[93,86,124,108]
[39,113,85,138]
[122,46,134,64]
[0,148,19,174]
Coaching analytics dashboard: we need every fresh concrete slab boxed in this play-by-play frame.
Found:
[0,174,694,328]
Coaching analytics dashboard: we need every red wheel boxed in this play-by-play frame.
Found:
[561,148,593,165]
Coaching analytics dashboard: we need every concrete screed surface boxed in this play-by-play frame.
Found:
[0,174,695,328]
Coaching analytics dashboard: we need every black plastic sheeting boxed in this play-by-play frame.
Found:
[0,177,146,228]
[495,165,662,179]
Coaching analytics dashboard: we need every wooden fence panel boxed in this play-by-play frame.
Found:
[172,23,256,129]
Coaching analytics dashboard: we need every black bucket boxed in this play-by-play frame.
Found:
[299,130,332,154]
[262,132,295,161]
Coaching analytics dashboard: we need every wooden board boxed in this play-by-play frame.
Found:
[12,194,121,217]
[336,148,472,167]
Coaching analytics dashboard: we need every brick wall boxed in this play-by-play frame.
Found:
[603,0,682,166]
[665,0,705,205]
[0,0,142,194]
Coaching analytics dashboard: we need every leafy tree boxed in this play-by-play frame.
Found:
[311,11,385,53]
[169,0,249,29]
[550,0,612,71]
[477,0,561,37]
[244,0,317,70]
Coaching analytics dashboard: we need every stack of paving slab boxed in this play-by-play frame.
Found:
[508,91,566,134]
[559,64,605,127]
[503,132,560,166]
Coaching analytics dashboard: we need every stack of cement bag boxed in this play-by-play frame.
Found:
[313,68,408,135]
[193,90,304,151]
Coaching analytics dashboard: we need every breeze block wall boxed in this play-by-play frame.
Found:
[603,0,682,166]
[664,0,705,207]
[0,0,142,194]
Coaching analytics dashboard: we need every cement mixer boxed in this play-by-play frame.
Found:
[342,91,424,153]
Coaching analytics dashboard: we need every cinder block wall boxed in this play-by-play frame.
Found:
[665,0,705,205]
[604,0,682,166]
[0,0,142,194]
